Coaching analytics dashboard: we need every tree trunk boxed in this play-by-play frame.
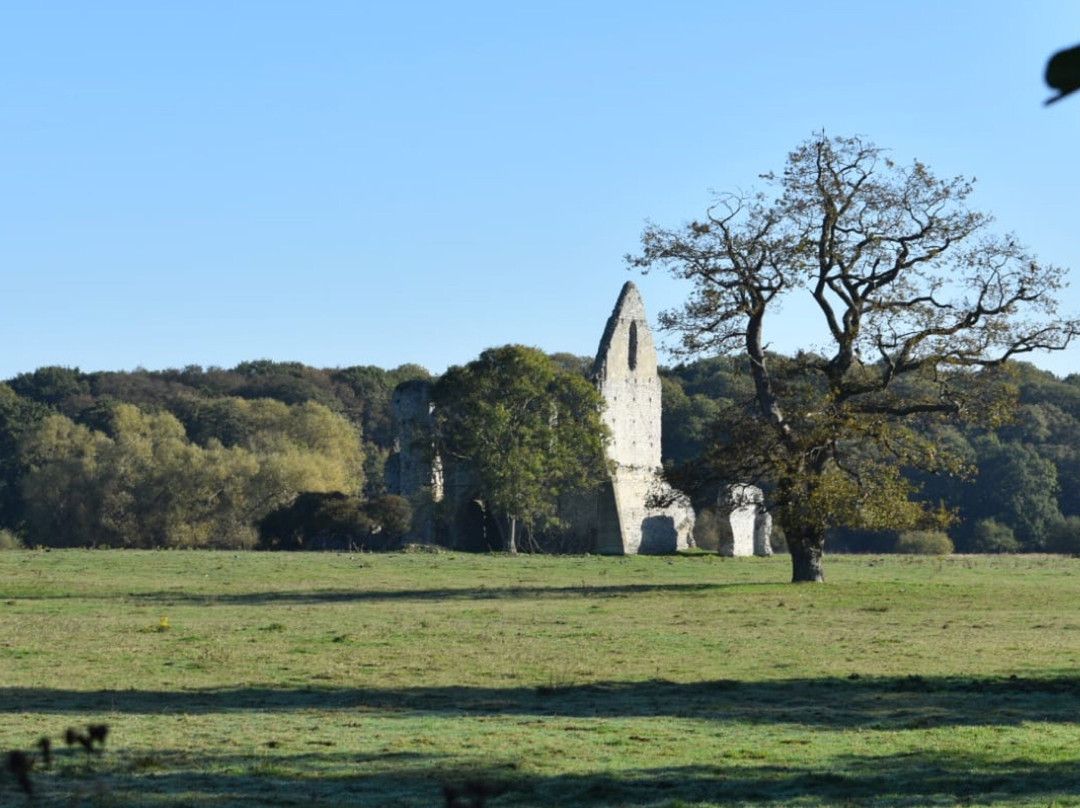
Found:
[508,516,518,555]
[788,530,825,583]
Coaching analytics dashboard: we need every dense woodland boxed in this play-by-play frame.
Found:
[0,361,430,551]
[0,355,1078,553]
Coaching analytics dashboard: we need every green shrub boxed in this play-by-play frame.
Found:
[1046,516,1080,554]
[0,529,23,551]
[894,530,953,555]
[970,518,1021,554]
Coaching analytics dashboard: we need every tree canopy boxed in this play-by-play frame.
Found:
[18,399,364,549]
[630,133,1080,581]
[432,345,610,553]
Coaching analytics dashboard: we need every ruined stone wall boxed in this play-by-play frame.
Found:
[388,380,443,544]
[389,380,443,501]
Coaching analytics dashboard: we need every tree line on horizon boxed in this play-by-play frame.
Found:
[0,361,428,551]
[0,354,1078,555]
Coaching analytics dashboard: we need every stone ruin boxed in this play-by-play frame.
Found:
[571,281,695,553]
[716,483,773,557]
[387,380,443,544]
[388,281,695,554]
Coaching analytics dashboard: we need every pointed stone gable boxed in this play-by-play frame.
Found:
[593,282,662,472]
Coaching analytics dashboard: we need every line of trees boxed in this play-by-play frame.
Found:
[0,363,429,549]
[1,351,1078,557]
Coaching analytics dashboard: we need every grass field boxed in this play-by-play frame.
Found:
[2,549,1080,807]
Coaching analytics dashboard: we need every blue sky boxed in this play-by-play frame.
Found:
[2,1,1079,380]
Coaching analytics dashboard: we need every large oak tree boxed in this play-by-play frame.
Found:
[630,133,1079,581]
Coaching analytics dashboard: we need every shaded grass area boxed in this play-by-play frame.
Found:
[2,551,1080,806]
[16,749,1080,808]
[3,673,1080,728]
[11,724,1080,808]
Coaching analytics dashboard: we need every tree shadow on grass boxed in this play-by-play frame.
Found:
[12,581,763,605]
[17,746,1080,807]
[3,674,1080,729]
[124,581,747,606]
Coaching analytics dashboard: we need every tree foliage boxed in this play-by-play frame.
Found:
[0,384,50,529]
[432,345,610,553]
[631,133,1079,580]
[19,401,363,549]
[964,439,1061,550]
[969,518,1020,554]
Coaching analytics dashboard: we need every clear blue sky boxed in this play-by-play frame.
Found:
[3,1,1079,380]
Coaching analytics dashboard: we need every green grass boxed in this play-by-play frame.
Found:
[2,550,1080,806]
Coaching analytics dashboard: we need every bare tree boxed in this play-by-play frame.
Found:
[630,133,1079,581]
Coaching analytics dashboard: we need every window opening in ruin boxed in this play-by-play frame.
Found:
[628,321,638,370]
